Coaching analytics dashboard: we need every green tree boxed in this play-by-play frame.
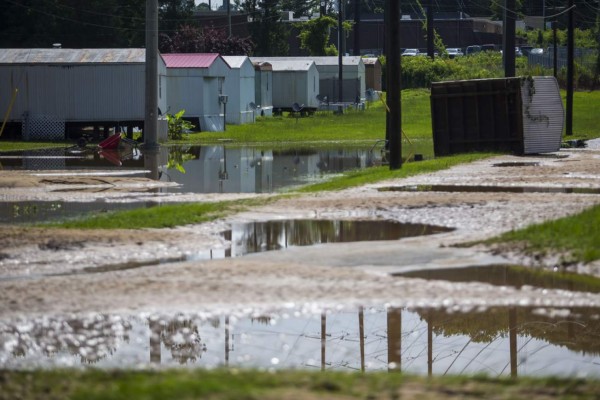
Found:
[296,16,338,56]
[244,0,290,56]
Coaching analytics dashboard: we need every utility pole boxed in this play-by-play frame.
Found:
[144,0,159,149]
[386,0,402,170]
[566,0,574,135]
[226,0,232,38]
[503,0,516,77]
[353,0,361,56]
[338,0,344,107]
[427,0,434,58]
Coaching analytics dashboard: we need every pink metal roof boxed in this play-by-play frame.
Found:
[162,53,219,68]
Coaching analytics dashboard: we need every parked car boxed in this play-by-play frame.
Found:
[515,47,524,57]
[465,45,481,55]
[481,44,496,52]
[530,48,544,55]
[401,48,420,57]
[446,48,464,58]
[520,45,533,56]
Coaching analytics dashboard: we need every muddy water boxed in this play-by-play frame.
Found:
[1,305,599,377]
[379,185,600,194]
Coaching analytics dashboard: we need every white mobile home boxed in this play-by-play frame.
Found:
[252,61,273,117]
[252,56,365,103]
[0,48,167,140]
[222,56,256,125]
[162,53,229,132]
[250,58,320,111]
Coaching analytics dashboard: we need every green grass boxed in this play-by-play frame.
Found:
[485,204,600,264]
[567,90,600,140]
[1,369,598,400]
[298,152,494,192]
[42,198,278,230]
[0,141,68,151]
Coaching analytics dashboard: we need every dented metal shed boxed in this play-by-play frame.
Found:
[430,76,564,156]
[0,48,167,140]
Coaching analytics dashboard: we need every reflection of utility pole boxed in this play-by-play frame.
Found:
[509,307,518,378]
[150,319,162,364]
[359,306,365,372]
[427,311,433,376]
[225,316,230,366]
[387,308,401,372]
[321,313,327,371]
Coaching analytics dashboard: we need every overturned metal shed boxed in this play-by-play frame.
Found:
[430,76,564,156]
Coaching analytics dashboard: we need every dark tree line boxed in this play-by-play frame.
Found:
[0,0,595,54]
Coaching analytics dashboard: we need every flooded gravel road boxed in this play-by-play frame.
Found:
[1,141,600,374]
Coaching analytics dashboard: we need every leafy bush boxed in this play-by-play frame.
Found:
[166,110,195,140]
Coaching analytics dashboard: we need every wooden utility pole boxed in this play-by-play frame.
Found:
[566,0,574,135]
[385,0,402,169]
[427,0,434,58]
[338,0,344,106]
[144,0,159,148]
[353,0,361,56]
[503,0,516,77]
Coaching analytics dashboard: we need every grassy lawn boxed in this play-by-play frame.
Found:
[1,369,598,400]
[485,204,600,264]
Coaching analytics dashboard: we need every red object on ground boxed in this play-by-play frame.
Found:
[98,134,121,150]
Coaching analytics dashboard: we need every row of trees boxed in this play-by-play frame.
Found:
[1,0,598,55]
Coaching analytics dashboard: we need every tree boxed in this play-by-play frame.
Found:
[296,16,338,55]
[244,0,290,56]
[160,24,254,55]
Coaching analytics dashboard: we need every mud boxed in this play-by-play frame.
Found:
[1,141,600,318]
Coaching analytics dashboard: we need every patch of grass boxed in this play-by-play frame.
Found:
[1,369,598,400]
[566,90,600,140]
[298,153,495,192]
[0,141,68,151]
[485,204,600,264]
[42,198,275,230]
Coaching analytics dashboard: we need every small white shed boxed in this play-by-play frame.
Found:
[252,56,365,103]
[252,61,273,118]
[0,48,167,140]
[162,53,229,132]
[250,58,320,111]
[222,56,256,125]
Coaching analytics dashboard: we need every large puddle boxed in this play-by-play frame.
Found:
[222,219,453,258]
[396,264,600,294]
[0,145,385,194]
[1,305,599,377]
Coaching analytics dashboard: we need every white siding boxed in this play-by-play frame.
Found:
[521,76,564,154]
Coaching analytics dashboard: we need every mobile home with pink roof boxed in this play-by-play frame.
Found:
[162,53,229,132]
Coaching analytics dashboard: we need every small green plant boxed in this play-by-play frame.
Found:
[166,109,195,140]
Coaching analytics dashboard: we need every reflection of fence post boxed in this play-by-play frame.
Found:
[428,310,433,376]
[509,307,518,378]
[359,307,365,372]
[150,319,162,364]
[225,316,230,366]
[387,308,401,372]
[321,313,327,371]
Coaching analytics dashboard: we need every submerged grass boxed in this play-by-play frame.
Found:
[485,204,600,263]
[1,369,598,400]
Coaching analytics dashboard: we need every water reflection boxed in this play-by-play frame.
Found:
[1,305,599,377]
[160,146,384,194]
[396,265,600,294]
[0,145,384,195]
[380,185,600,194]
[225,220,453,258]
